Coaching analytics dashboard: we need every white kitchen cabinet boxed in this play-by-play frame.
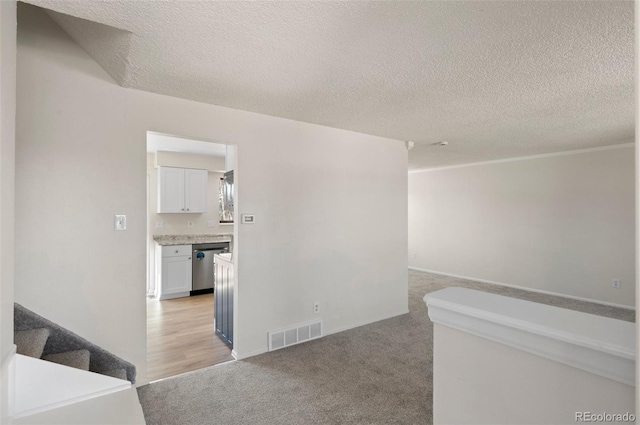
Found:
[157,167,208,213]
[184,168,207,213]
[158,245,192,300]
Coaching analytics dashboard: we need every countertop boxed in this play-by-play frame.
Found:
[153,234,233,246]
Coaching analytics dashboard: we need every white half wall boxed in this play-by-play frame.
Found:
[15,4,408,383]
[409,146,635,307]
[433,325,635,424]
[425,287,636,424]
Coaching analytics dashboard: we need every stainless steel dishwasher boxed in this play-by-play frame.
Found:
[191,242,229,295]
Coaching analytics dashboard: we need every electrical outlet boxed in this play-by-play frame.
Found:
[187,221,194,228]
[612,279,621,288]
[156,221,164,229]
[411,252,417,259]
[313,302,320,314]
[207,220,216,228]
[114,214,126,231]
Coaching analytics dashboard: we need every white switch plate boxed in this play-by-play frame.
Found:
[241,214,255,224]
[156,221,164,229]
[114,214,126,231]
[208,220,216,228]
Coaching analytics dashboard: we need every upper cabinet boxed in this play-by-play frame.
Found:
[158,167,208,213]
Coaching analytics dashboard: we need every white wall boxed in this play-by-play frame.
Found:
[225,145,235,172]
[15,4,408,383]
[433,325,635,424]
[0,1,16,420]
[409,146,635,307]
[635,2,640,402]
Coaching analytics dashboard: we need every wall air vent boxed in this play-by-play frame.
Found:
[268,320,323,352]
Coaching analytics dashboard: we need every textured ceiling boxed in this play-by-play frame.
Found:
[23,0,634,170]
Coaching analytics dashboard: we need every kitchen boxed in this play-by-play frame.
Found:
[146,132,236,381]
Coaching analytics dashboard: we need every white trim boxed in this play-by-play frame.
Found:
[325,309,410,336]
[409,266,635,311]
[231,309,409,360]
[13,354,131,418]
[424,287,635,386]
[231,347,267,361]
[1,345,16,367]
[134,378,150,387]
[4,345,17,419]
[409,142,635,174]
[149,359,236,384]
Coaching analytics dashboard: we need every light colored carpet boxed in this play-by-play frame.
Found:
[137,270,634,425]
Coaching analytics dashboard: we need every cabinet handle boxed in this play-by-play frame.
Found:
[181,208,185,211]
[188,257,192,260]
[187,208,190,211]
[175,250,179,253]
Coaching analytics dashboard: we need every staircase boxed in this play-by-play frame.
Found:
[14,303,136,383]
[10,303,145,424]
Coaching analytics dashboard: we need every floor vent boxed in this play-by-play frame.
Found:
[268,320,323,352]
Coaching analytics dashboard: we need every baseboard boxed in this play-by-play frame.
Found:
[190,288,213,296]
[231,309,409,361]
[135,378,150,387]
[409,267,635,311]
[326,309,410,336]
[159,291,189,300]
[231,347,267,361]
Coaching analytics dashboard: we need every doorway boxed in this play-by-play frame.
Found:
[145,131,236,381]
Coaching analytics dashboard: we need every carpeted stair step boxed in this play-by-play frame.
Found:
[15,328,50,358]
[101,368,128,380]
[42,349,90,371]
[15,303,137,384]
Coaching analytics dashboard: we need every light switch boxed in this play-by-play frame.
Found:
[114,214,127,231]
[156,221,165,229]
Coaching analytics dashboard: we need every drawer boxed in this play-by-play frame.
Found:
[162,245,192,257]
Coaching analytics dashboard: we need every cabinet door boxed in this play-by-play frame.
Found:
[214,258,233,348]
[226,261,234,345]
[158,167,185,213]
[215,261,223,334]
[160,256,192,298]
[184,168,208,213]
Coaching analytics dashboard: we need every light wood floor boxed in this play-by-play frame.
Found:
[147,293,234,381]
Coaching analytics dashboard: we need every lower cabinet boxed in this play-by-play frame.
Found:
[158,245,192,300]
[214,254,234,348]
